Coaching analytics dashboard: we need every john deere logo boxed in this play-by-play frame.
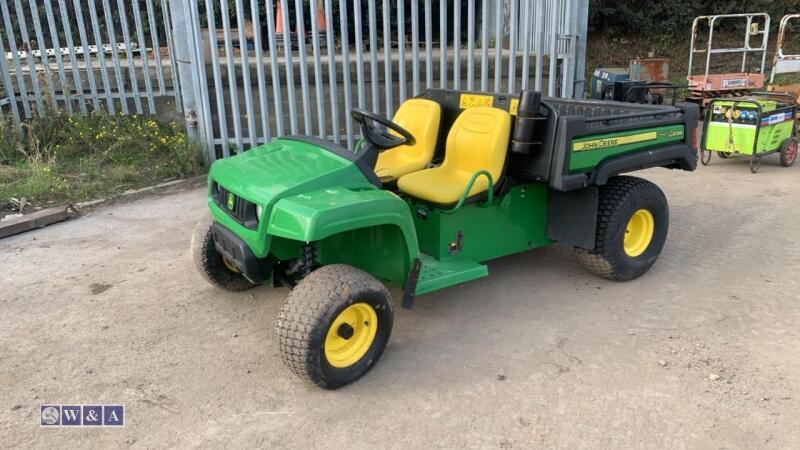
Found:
[226,192,235,210]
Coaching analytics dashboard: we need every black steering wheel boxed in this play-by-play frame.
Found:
[351,109,416,150]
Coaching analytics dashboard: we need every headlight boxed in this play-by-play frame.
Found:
[256,204,263,221]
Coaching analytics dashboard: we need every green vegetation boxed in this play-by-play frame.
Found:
[589,0,798,35]
[0,108,204,211]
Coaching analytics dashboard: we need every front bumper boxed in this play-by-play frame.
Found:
[212,222,272,283]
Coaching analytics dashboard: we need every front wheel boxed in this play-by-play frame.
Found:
[276,264,393,389]
[575,176,669,281]
[191,213,256,291]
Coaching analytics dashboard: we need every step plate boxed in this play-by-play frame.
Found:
[415,254,488,296]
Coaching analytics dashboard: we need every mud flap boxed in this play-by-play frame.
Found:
[546,187,599,250]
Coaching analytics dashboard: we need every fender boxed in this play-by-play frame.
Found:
[589,143,697,185]
[266,187,420,284]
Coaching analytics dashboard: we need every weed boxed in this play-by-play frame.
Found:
[0,106,204,210]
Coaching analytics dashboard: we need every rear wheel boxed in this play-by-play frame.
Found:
[276,264,393,389]
[191,213,256,291]
[718,151,733,159]
[780,137,798,167]
[575,176,669,281]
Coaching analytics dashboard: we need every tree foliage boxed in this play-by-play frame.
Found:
[588,0,800,35]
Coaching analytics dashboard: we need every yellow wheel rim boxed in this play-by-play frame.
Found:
[624,209,655,257]
[222,257,240,273]
[324,303,378,368]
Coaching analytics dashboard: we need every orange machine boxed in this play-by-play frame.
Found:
[686,13,770,109]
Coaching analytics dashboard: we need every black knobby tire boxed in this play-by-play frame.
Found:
[780,137,798,167]
[190,213,255,291]
[276,264,393,389]
[575,176,669,281]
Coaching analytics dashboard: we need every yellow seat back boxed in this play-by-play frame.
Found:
[440,107,511,182]
[374,99,441,181]
[396,107,511,205]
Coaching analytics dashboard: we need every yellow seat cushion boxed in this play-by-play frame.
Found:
[397,107,511,205]
[374,99,441,181]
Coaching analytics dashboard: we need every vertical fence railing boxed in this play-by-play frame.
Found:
[0,0,181,133]
[0,0,588,160]
[179,0,588,162]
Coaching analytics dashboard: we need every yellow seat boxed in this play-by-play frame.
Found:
[374,99,442,181]
[397,107,511,205]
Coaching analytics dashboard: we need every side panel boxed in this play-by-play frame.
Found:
[704,122,756,153]
[411,184,552,263]
[316,225,412,286]
[569,125,685,171]
[549,103,699,192]
[758,121,795,152]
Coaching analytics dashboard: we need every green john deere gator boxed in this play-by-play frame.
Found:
[191,89,699,389]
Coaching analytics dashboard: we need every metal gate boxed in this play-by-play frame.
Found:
[172,0,589,161]
[0,1,589,162]
[0,0,181,131]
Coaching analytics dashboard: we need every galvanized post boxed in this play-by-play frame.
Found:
[203,0,229,156]
[169,0,207,161]
[1,0,31,117]
[339,0,354,149]
[493,0,503,92]
[547,0,560,96]
[309,0,326,138]
[294,0,313,136]
[368,0,380,113]
[0,32,22,132]
[439,0,446,89]
[9,0,45,116]
[186,0,214,159]
[382,0,392,116]
[572,0,589,97]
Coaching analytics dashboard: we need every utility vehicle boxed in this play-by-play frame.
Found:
[192,89,699,389]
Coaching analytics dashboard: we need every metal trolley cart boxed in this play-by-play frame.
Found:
[700,92,798,173]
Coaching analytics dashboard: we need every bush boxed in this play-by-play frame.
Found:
[589,0,800,36]
[0,108,203,208]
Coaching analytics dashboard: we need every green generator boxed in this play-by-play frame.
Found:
[701,93,798,172]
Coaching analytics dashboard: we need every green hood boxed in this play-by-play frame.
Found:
[209,138,372,210]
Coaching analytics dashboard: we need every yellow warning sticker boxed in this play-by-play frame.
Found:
[459,94,495,109]
[573,131,658,152]
[509,98,519,116]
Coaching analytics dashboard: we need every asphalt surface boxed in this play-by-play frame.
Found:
[1,157,799,449]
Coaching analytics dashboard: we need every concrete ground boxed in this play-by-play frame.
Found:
[1,156,799,449]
